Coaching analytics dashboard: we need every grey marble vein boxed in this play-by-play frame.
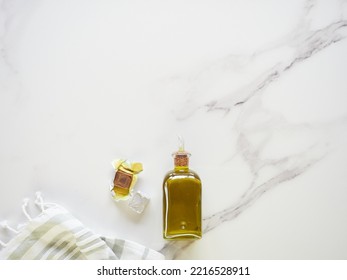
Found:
[0,0,22,105]
[159,113,347,259]
[160,0,347,259]
[204,19,347,114]
[0,0,16,74]
[159,130,328,259]
[172,3,347,120]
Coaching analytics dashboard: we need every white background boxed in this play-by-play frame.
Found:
[1,0,347,259]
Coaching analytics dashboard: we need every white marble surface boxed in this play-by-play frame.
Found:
[1,0,347,259]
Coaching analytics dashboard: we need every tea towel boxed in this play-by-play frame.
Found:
[0,192,164,260]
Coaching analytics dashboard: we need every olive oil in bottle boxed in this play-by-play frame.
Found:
[163,139,202,240]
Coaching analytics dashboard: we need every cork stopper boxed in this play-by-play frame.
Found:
[172,136,191,167]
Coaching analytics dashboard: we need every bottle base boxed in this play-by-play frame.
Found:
[163,232,202,240]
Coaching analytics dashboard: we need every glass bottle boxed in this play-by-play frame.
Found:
[163,139,202,240]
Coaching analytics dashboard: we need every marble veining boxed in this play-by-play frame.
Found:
[160,0,347,259]
[174,18,347,119]
[1,0,347,259]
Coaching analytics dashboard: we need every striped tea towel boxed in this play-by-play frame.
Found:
[0,193,164,260]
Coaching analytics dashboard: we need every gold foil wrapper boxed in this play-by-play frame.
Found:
[110,159,143,201]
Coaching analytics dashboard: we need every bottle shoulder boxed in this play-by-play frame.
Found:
[163,168,201,182]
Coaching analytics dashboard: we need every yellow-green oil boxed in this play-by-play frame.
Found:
[163,166,202,240]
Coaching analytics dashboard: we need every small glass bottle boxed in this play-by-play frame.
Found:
[163,138,202,240]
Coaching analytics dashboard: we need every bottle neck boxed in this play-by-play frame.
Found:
[174,165,189,172]
[173,154,189,171]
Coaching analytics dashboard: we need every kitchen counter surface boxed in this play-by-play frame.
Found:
[0,0,347,259]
